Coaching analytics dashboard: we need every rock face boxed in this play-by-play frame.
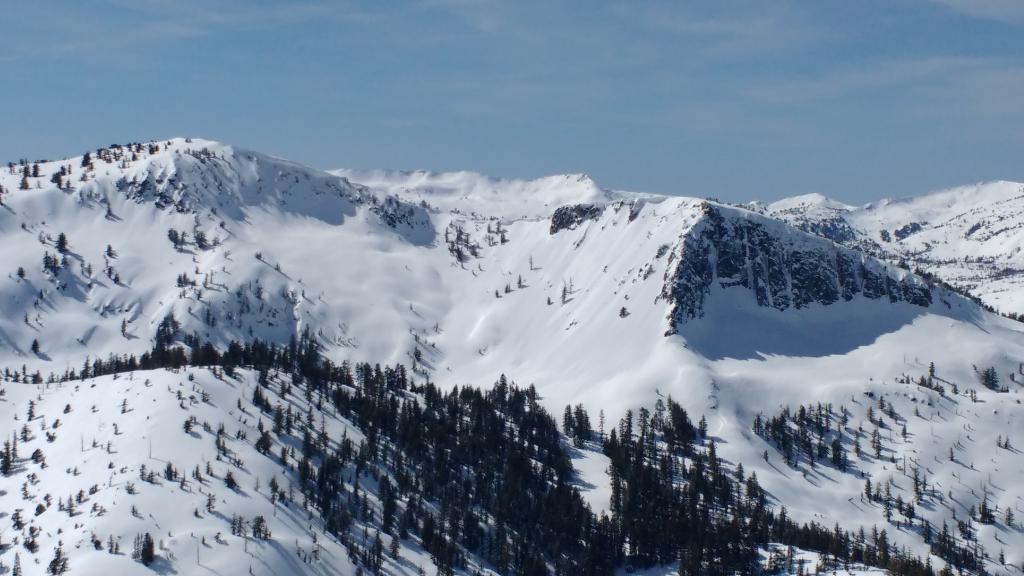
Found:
[662,203,933,330]
[550,203,603,234]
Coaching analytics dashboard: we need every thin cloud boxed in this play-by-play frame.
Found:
[930,0,1024,24]
[956,66,1024,119]
[100,0,355,30]
[622,2,821,59]
[418,0,507,34]
[745,57,984,105]
[0,1,379,62]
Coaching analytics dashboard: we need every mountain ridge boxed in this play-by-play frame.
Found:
[0,137,1010,390]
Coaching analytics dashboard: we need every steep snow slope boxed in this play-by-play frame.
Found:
[757,181,1024,314]
[2,139,1024,573]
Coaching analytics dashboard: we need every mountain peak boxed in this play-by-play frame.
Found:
[761,192,855,213]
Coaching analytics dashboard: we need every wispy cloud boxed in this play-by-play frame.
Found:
[417,0,507,34]
[954,66,1024,120]
[0,0,381,62]
[930,0,1024,24]
[104,0,374,32]
[745,57,983,105]
[621,2,821,59]
[739,55,1024,145]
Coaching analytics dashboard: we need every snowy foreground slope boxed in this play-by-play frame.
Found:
[0,366,904,576]
[0,139,1023,574]
[0,368,370,576]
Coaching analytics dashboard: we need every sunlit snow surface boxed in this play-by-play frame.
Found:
[1,139,1023,574]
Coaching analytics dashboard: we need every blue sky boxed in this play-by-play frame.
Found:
[2,0,1023,203]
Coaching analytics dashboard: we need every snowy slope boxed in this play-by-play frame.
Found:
[1,139,1023,574]
[0,368,359,575]
[0,139,432,374]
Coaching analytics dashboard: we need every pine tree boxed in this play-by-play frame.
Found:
[979,495,995,524]
[255,430,272,454]
[47,544,68,574]
[389,535,400,559]
[979,366,999,390]
[252,515,271,540]
[140,532,155,566]
[2,440,12,476]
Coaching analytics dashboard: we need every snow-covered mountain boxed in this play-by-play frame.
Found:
[1,138,1023,575]
[754,182,1024,315]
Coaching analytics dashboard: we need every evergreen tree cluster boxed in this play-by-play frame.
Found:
[563,404,593,447]
[753,403,851,471]
[598,399,939,575]
[131,532,156,566]
[444,223,481,263]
